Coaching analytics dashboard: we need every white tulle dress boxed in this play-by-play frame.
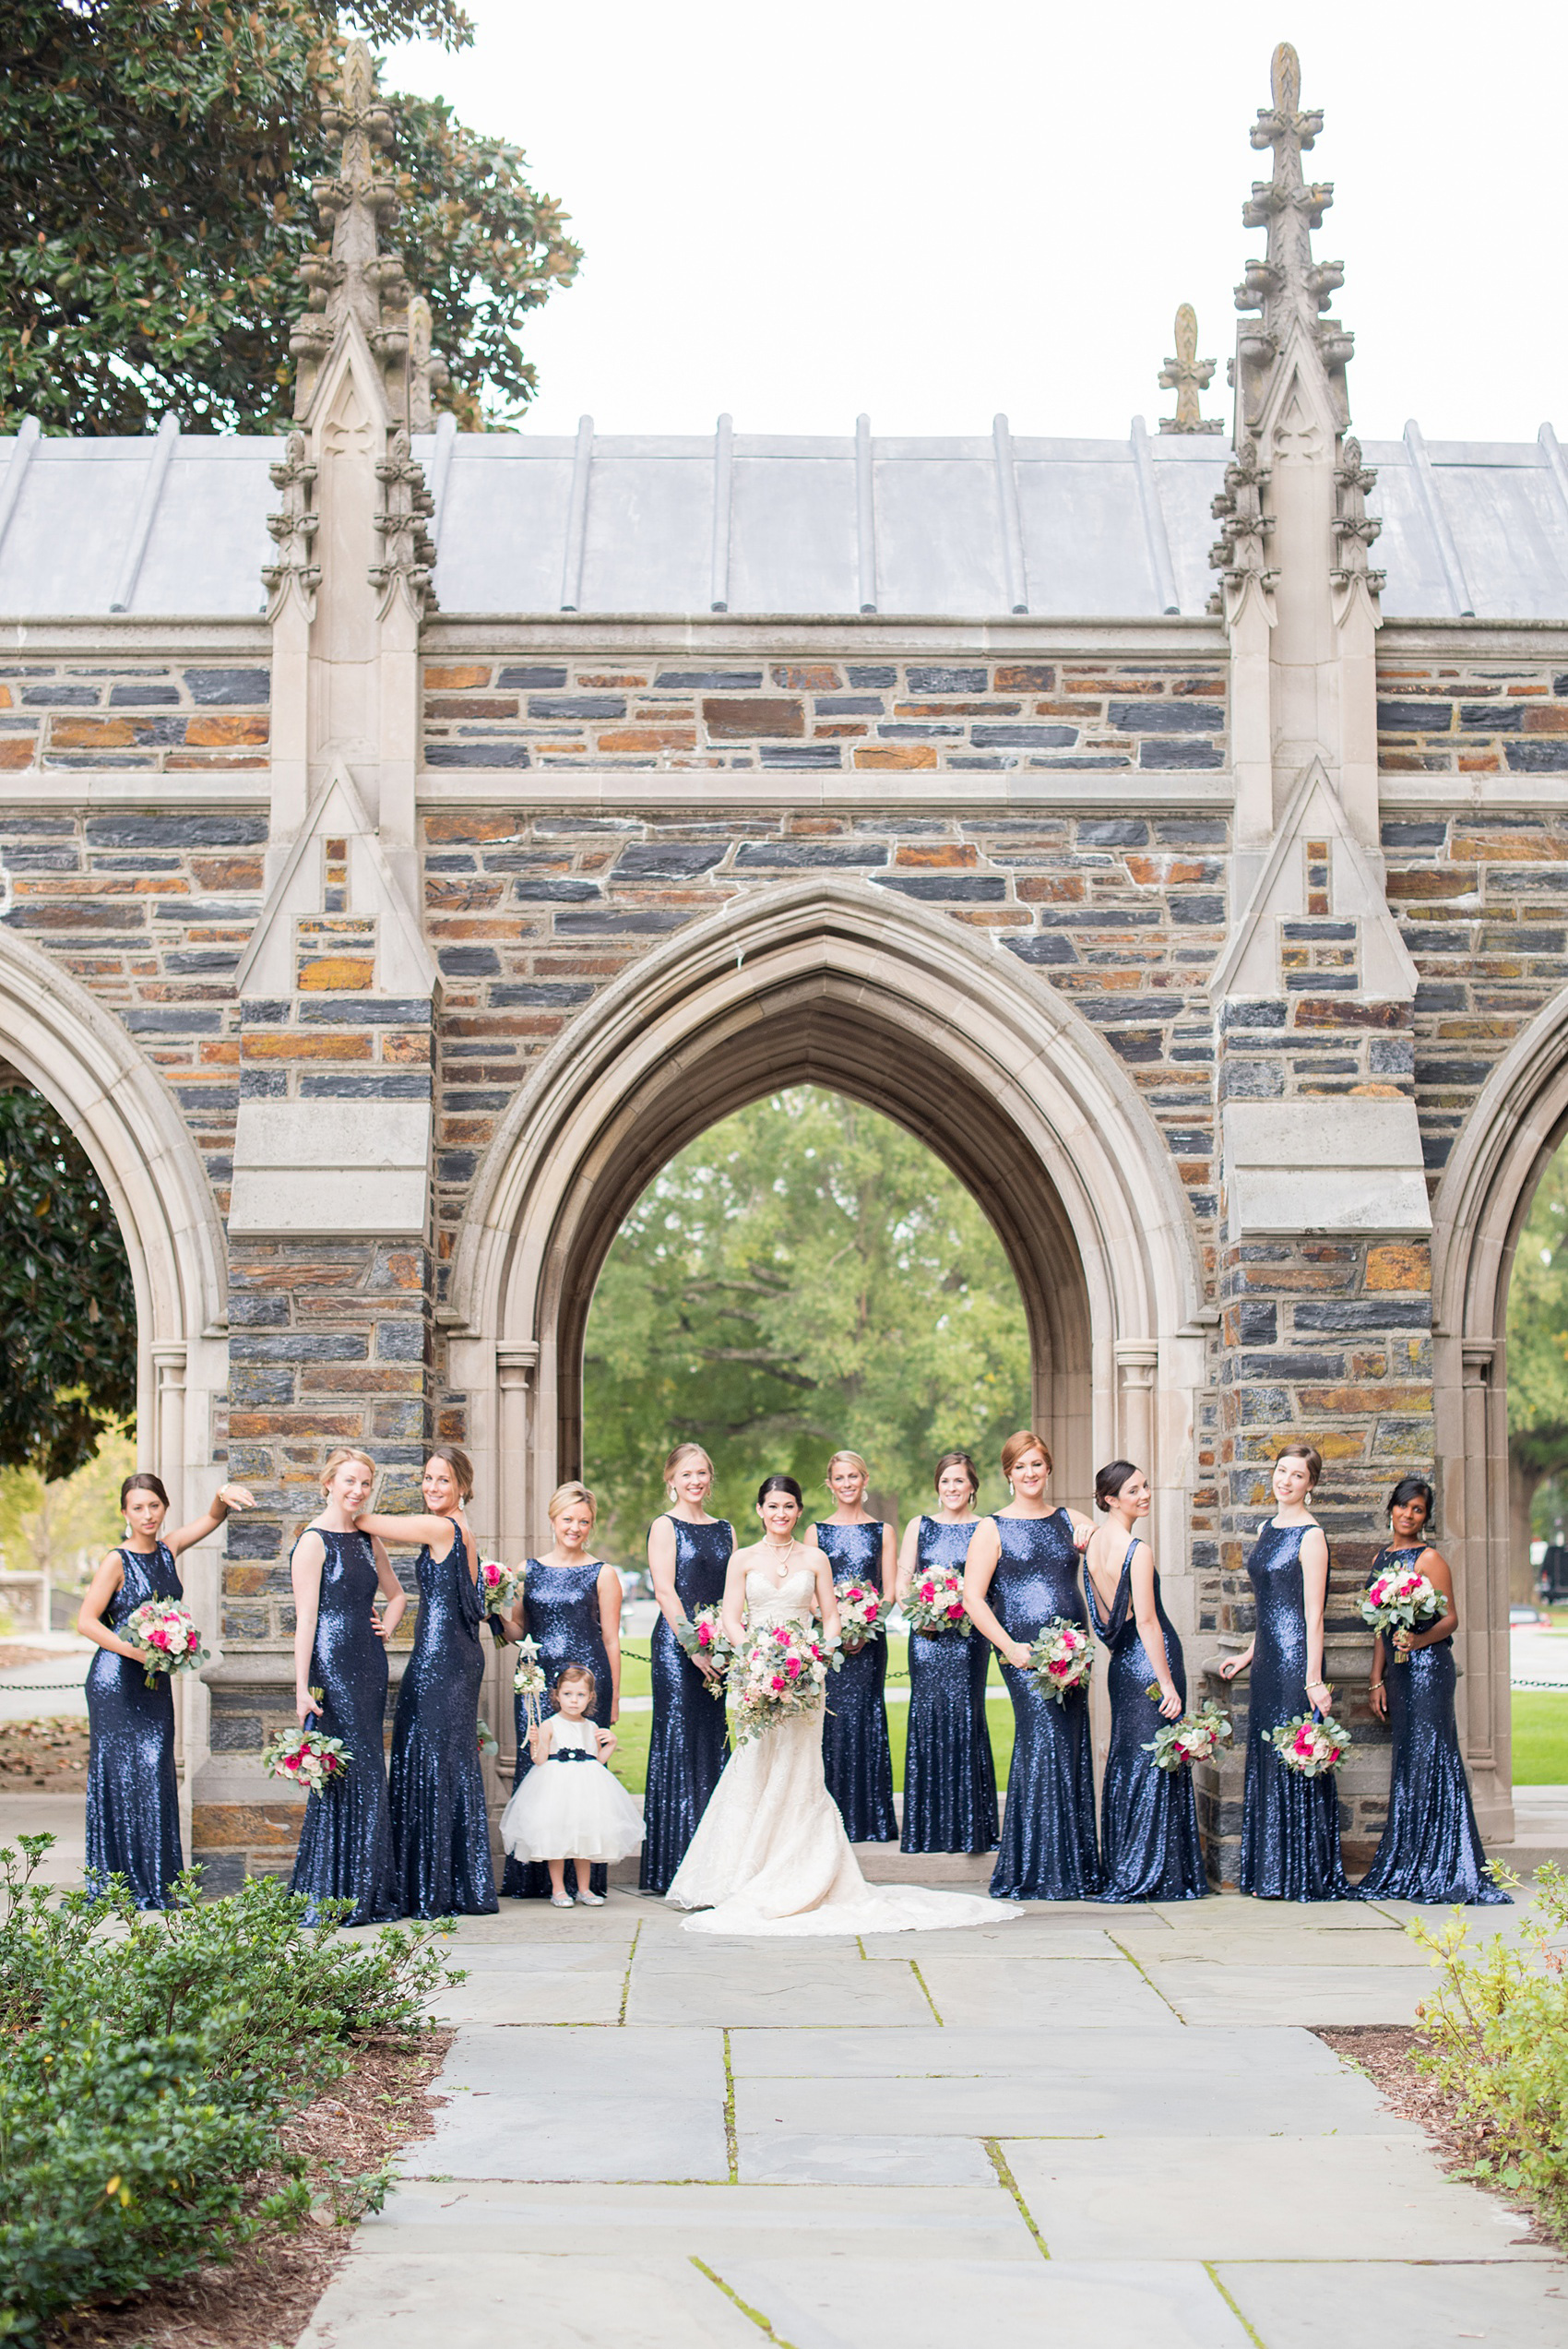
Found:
[666,1564,1016,1937]
[500,1714,645,1864]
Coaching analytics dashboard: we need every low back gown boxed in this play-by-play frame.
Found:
[1236,1520,1349,1901]
[504,1555,613,1900]
[901,1516,998,1854]
[814,1521,897,1842]
[666,1563,1012,1937]
[289,1528,398,1926]
[640,1516,733,1893]
[84,1541,184,1908]
[1355,1544,1508,1906]
[1085,1539,1207,1902]
[388,1523,498,1916]
[987,1511,1099,1900]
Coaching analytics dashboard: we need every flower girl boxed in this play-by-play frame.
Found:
[499,1664,643,1907]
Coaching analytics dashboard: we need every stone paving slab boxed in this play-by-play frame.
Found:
[1215,2258,1568,2346]
[1003,2135,1551,2261]
[625,1950,936,2029]
[736,2131,1001,2186]
[296,2250,761,2349]
[1141,1960,1434,2026]
[426,1968,626,2026]
[912,1952,1180,2028]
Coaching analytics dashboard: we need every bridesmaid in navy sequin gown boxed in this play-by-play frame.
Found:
[965,1431,1099,1900]
[807,1449,897,1843]
[897,1449,998,1854]
[1359,1476,1508,1905]
[642,1443,732,1893]
[361,1446,497,1918]
[1083,1461,1207,1902]
[288,1449,404,1925]
[498,1479,623,1901]
[78,1469,255,1908]
[1221,1442,1349,1901]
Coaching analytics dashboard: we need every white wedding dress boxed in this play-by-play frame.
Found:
[666,1565,1016,1937]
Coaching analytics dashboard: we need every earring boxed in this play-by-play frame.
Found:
[1006,1479,1015,1497]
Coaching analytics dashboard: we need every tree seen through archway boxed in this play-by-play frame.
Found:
[582,1087,1032,1557]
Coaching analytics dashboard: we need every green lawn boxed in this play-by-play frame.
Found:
[1513,1692,1568,1784]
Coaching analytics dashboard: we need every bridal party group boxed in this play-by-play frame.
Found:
[77,1425,1506,1920]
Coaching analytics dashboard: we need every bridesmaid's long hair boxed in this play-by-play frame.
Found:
[825,1449,868,1486]
[319,1446,375,1495]
[426,1444,474,1501]
[1386,1474,1435,1526]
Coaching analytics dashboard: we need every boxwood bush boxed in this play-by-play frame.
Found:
[0,1835,457,2337]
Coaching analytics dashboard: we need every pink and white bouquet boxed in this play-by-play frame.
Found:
[263,1720,350,1795]
[728,1620,835,1747]
[1028,1616,1094,1703]
[513,1634,547,1728]
[834,1580,887,1653]
[123,1598,208,1689]
[904,1564,970,1637]
[1270,1709,1351,1777]
[478,1718,499,1759]
[479,1557,524,1616]
[674,1604,735,1696]
[1145,1694,1234,1773]
[1360,1565,1443,1660]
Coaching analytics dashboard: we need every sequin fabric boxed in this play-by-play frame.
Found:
[815,1520,897,1842]
[289,1529,398,1926]
[986,1510,1100,1900]
[504,1555,613,1900]
[1236,1519,1349,1901]
[387,1523,497,1917]
[1084,1538,1207,1902]
[900,1516,998,1855]
[640,1516,733,1893]
[84,1542,184,1909]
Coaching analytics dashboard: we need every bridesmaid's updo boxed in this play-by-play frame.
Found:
[320,1446,375,1494]
[120,1471,170,1510]
[1000,1430,1053,1481]
[933,1449,980,1499]
[756,1473,804,1509]
[1094,1460,1140,1510]
[825,1449,868,1486]
[547,1480,598,1525]
[425,1444,474,1499]
[663,1441,713,1484]
[1274,1440,1323,1488]
[1387,1474,1435,1524]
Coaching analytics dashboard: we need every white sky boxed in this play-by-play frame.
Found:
[382,0,1568,446]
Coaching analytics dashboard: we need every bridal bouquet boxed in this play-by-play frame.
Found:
[1270,1709,1351,1777]
[123,1598,208,1689]
[513,1635,548,1728]
[1360,1564,1443,1660]
[1027,1616,1094,1703]
[479,1557,524,1616]
[1144,1694,1234,1773]
[904,1564,970,1637]
[675,1604,735,1695]
[263,1715,350,1795]
[835,1580,887,1653]
[727,1621,834,1747]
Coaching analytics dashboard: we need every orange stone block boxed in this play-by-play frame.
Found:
[852,745,937,769]
[895,842,978,868]
[185,713,268,747]
[423,663,492,690]
[1523,706,1568,733]
[0,738,37,768]
[50,717,137,748]
[242,1032,374,1060]
[771,664,842,691]
[1364,1243,1431,1292]
[192,1803,303,1849]
[597,726,696,751]
[297,955,375,991]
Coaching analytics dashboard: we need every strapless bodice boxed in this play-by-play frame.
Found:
[744,1564,818,1630]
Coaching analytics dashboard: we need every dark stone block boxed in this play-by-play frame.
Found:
[1282,921,1356,941]
[1155,820,1228,844]
[438,947,502,976]
[1377,699,1454,733]
[948,756,1013,769]
[760,745,841,768]
[871,875,1006,902]
[1414,981,1467,1012]
[122,1007,223,1034]
[706,698,803,739]
[735,841,887,868]
[1109,1030,1163,1063]
[208,1714,264,1752]
[1238,1353,1346,1378]
[1139,739,1223,769]
[231,1332,369,1363]
[172,1082,237,1113]
[424,744,531,769]
[1028,754,1129,770]
[1109,699,1218,733]
[1220,998,1286,1028]
[1460,702,1522,730]
[496,666,568,688]
[847,666,898,688]
[225,1517,284,1558]
[814,697,886,715]
[2,848,77,870]
[1076,820,1149,847]
[445,1091,509,1112]
[1032,907,1160,928]
[971,724,1075,749]
[1419,1058,1493,1084]
[1369,1038,1415,1074]
[297,997,432,1024]
[153,900,259,921]
[875,722,965,739]
[491,982,594,1006]
[375,1319,429,1361]
[3,904,144,938]
[437,1151,478,1184]
[511,877,601,901]
[1285,972,1358,992]
[21,686,98,706]
[1505,744,1568,774]
[109,685,181,707]
[1078,995,1175,1023]
[184,668,271,705]
[614,842,728,878]
[1294,1301,1432,1333]
[1170,895,1226,924]
[424,853,478,873]
[166,949,241,973]
[652,671,763,690]
[240,1069,288,1098]
[908,666,988,694]
[527,696,625,720]
[227,1293,290,1328]
[85,814,268,847]
[553,909,694,936]
[298,1072,433,1099]
[1423,1133,1454,1169]
[1218,1060,1285,1098]
[1237,1302,1277,1345]
[1005,935,1080,965]
[1382,821,1447,848]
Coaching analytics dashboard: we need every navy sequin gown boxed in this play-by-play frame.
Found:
[85,1542,184,1908]
[1085,1539,1207,1902]
[504,1556,613,1900]
[290,1530,398,1926]
[987,1511,1099,1900]
[1237,1519,1349,1901]
[1356,1544,1508,1906]
[641,1516,732,1893]
[388,1523,497,1917]
[901,1517,998,1854]
[815,1521,897,1843]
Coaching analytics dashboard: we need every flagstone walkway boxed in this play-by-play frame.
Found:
[298,1884,1567,2349]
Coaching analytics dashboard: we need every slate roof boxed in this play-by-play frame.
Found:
[2,417,1565,624]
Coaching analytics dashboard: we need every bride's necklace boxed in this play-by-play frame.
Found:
[761,1536,798,1581]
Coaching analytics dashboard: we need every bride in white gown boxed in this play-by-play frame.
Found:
[667,1474,1015,1937]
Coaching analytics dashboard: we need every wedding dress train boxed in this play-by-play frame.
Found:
[666,1568,1016,1937]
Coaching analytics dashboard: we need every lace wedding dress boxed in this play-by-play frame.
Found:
[666,1566,1016,1937]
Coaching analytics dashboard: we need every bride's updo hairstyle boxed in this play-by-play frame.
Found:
[756,1473,804,1510]
[1000,1430,1053,1481]
[1094,1460,1139,1511]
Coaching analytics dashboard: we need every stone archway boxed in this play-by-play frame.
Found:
[1430,984,1568,1841]
[447,878,1206,1625]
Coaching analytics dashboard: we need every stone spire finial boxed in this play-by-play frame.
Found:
[1158,304,1223,435]
[289,39,447,433]
[1230,42,1353,435]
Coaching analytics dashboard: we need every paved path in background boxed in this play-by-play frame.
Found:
[295,1885,1566,2349]
[0,1637,91,1723]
